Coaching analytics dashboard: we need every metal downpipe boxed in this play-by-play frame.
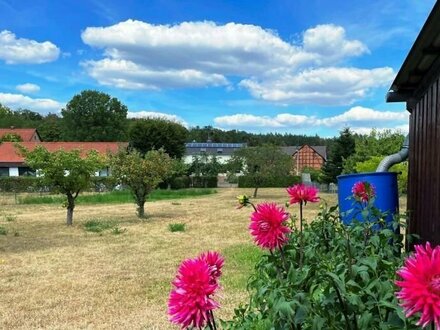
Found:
[376,135,409,172]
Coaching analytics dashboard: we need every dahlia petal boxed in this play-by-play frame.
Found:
[396,242,440,328]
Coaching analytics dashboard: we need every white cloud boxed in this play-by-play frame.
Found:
[0,30,60,64]
[82,58,228,90]
[15,83,40,94]
[81,20,391,105]
[214,106,408,132]
[240,67,394,105]
[0,93,64,113]
[317,106,408,127]
[215,113,312,128]
[302,24,369,63]
[127,111,188,127]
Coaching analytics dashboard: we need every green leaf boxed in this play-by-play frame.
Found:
[361,257,377,272]
[358,311,372,329]
[311,316,326,330]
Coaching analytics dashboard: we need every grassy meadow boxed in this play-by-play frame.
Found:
[0,188,405,329]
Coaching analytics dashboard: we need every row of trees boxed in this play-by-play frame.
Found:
[21,145,173,225]
[0,90,333,148]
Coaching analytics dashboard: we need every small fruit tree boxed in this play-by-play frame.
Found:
[110,148,172,218]
[21,145,105,225]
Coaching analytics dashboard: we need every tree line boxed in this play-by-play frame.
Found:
[0,90,333,148]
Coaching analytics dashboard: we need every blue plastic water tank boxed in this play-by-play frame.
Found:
[337,172,399,225]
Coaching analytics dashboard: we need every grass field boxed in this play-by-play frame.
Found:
[0,188,405,329]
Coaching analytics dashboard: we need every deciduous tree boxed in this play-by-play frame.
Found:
[62,90,128,141]
[21,146,105,225]
[128,118,188,158]
[110,149,172,218]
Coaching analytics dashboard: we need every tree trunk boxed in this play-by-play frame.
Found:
[137,201,146,218]
[253,186,259,198]
[66,193,75,226]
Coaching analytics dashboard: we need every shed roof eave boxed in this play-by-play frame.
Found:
[386,2,440,101]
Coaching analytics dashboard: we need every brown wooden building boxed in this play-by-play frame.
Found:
[281,145,327,175]
[386,2,440,245]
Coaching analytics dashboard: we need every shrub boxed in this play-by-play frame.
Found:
[237,175,301,188]
[0,226,7,235]
[168,223,186,232]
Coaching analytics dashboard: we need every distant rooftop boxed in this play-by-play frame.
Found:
[185,142,247,156]
[281,145,327,160]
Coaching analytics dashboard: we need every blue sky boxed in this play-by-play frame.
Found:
[0,0,436,137]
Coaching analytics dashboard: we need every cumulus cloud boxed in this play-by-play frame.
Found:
[214,106,408,132]
[81,20,392,105]
[0,30,60,64]
[127,111,188,127]
[16,83,40,94]
[0,93,64,113]
[240,67,393,105]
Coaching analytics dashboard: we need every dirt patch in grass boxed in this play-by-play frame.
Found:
[0,188,405,329]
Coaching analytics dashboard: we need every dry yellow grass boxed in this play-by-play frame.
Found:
[0,188,404,329]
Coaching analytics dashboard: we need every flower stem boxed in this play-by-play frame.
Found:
[210,310,217,330]
[249,202,257,212]
[299,201,304,268]
[279,246,288,274]
[330,278,353,330]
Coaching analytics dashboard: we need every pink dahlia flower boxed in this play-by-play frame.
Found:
[287,184,319,205]
[198,251,224,283]
[351,181,375,203]
[249,202,291,250]
[395,242,440,329]
[168,257,220,328]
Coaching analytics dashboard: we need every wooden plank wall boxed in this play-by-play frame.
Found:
[408,76,440,245]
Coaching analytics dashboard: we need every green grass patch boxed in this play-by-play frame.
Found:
[83,219,117,233]
[222,244,262,290]
[18,188,217,205]
[0,226,7,235]
[168,223,186,232]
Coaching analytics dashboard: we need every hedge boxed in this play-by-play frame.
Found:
[0,177,40,192]
[191,176,217,188]
[0,175,218,193]
[158,176,191,190]
[238,175,301,188]
[0,176,117,193]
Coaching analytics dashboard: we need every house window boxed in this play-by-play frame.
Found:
[217,148,223,154]
[0,167,9,177]
[18,167,36,177]
[200,148,206,152]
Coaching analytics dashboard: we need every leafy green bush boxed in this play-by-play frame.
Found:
[223,202,417,329]
[238,175,301,188]
[168,223,186,232]
[0,226,7,235]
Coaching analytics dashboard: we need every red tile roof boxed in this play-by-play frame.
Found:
[0,128,40,141]
[0,142,127,164]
